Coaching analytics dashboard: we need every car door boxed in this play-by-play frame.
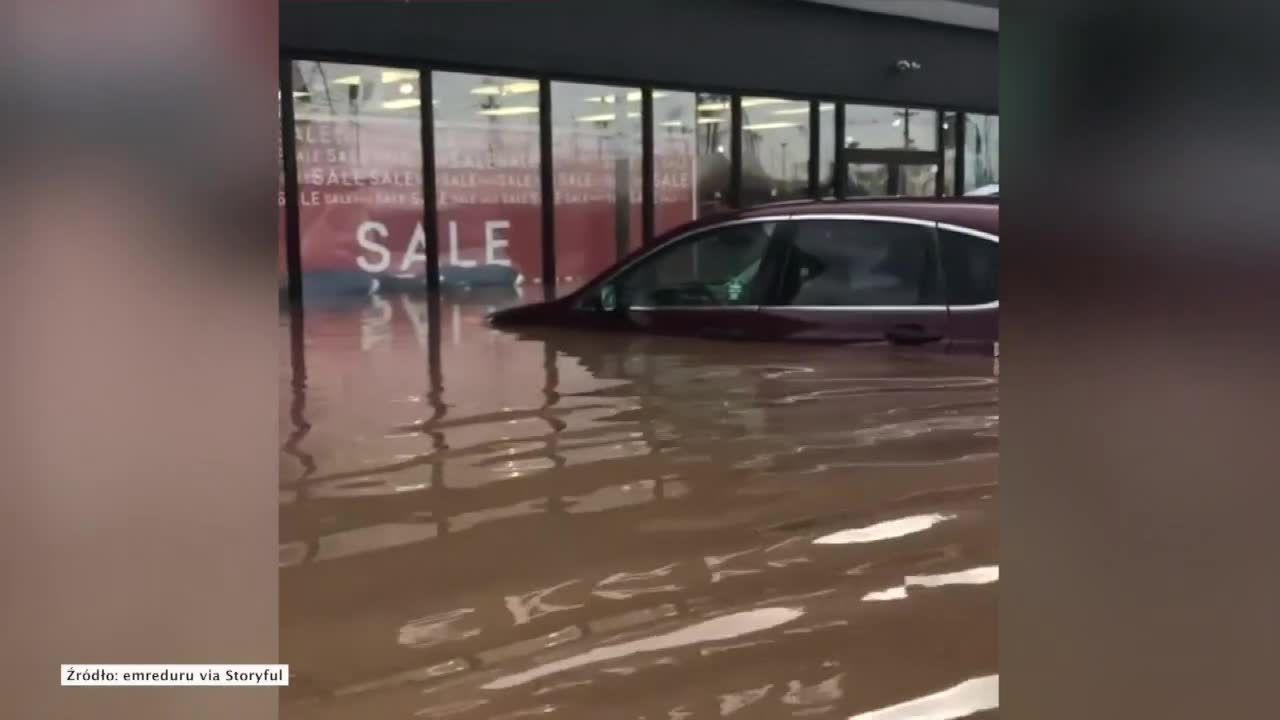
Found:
[936,223,999,350]
[754,215,949,345]
[583,218,787,340]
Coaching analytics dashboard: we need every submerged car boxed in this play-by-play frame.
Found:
[489,198,997,348]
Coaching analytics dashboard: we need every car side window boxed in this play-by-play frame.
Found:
[939,229,998,305]
[774,220,939,307]
[604,222,778,309]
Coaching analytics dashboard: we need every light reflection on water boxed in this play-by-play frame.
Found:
[280,293,998,719]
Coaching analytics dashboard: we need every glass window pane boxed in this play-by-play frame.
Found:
[292,61,425,302]
[653,90,699,235]
[964,113,999,192]
[614,222,777,308]
[695,92,732,215]
[818,102,836,197]
[940,230,998,305]
[434,71,542,305]
[845,104,938,151]
[847,163,890,196]
[897,164,938,196]
[551,82,643,292]
[741,96,811,204]
[777,220,938,306]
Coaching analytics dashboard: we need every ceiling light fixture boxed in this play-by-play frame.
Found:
[743,122,801,131]
[477,106,539,116]
[399,83,415,95]
[381,69,418,84]
[471,80,539,96]
[382,98,422,110]
[334,75,362,86]
[741,98,790,108]
[576,113,617,123]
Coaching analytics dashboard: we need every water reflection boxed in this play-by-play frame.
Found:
[280,294,997,717]
[483,607,804,690]
[848,675,999,720]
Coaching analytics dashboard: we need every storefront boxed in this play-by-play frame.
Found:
[279,0,998,304]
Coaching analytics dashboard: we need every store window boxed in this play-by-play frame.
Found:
[844,105,938,151]
[291,61,425,301]
[964,113,999,193]
[551,82,643,292]
[695,92,732,215]
[740,96,811,204]
[434,71,542,302]
[653,90,699,236]
[844,104,939,198]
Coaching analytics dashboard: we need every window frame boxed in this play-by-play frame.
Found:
[758,214,949,311]
[574,215,793,312]
[936,222,1000,310]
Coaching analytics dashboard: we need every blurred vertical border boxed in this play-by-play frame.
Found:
[2,1,278,719]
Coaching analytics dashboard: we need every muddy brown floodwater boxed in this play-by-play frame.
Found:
[280,292,998,720]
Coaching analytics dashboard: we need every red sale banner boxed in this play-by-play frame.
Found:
[279,113,696,294]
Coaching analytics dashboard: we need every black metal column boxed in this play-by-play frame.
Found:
[935,110,946,197]
[279,58,303,311]
[955,112,967,196]
[419,68,441,295]
[641,87,655,244]
[539,79,556,297]
[833,102,847,199]
[808,100,820,198]
[729,94,742,207]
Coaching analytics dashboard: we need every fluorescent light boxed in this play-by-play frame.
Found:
[626,111,640,118]
[291,91,309,98]
[576,113,616,123]
[742,122,801,131]
[696,101,729,111]
[334,75,362,86]
[471,80,539,96]
[660,120,685,127]
[741,98,790,108]
[477,106,539,116]
[382,98,421,110]
[696,117,723,124]
[586,91,667,104]
[399,83,415,95]
[771,107,811,116]
[892,118,903,127]
[381,69,417,84]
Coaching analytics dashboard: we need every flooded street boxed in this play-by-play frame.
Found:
[279,293,998,719]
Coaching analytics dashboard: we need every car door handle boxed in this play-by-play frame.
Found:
[885,323,941,344]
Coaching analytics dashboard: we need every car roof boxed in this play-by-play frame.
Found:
[749,197,998,234]
[676,197,999,237]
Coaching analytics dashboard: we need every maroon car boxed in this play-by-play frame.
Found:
[489,198,998,349]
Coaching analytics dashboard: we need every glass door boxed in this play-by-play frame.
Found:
[845,150,939,198]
